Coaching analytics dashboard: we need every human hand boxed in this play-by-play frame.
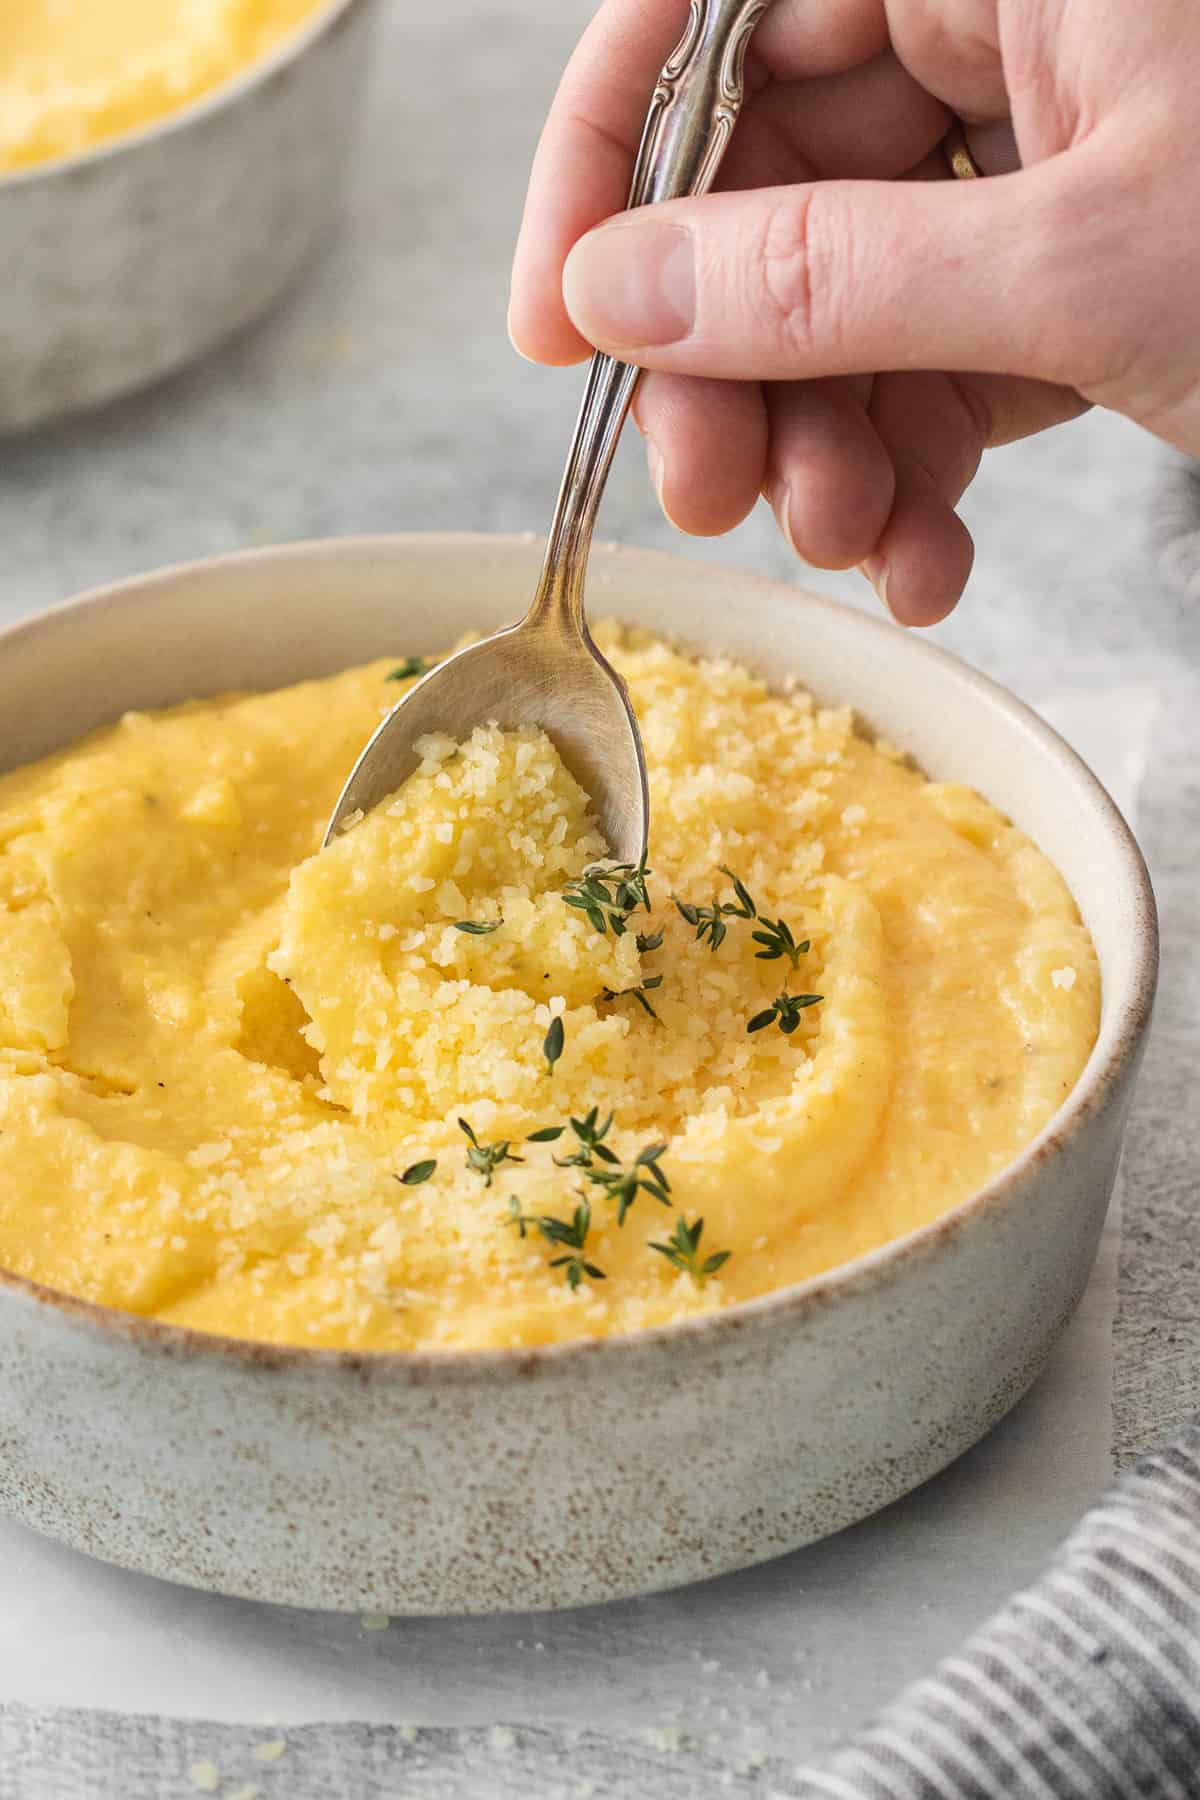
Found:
[510,0,1200,624]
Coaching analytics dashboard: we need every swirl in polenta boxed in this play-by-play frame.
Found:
[1,1,327,172]
[0,629,1099,1350]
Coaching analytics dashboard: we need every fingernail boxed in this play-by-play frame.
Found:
[563,221,695,350]
[506,297,537,365]
[646,437,684,532]
[768,478,800,558]
[646,436,667,510]
[861,555,894,618]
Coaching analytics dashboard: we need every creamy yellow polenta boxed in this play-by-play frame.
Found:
[0,630,1099,1350]
[1,0,326,172]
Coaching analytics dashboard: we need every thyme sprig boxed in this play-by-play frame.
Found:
[459,1117,523,1186]
[747,992,823,1036]
[512,1121,732,1282]
[751,915,810,970]
[672,865,756,952]
[385,656,430,682]
[552,1106,619,1169]
[583,1142,671,1226]
[599,974,663,1019]
[563,854,652,937]
[650,1215,730,1285]
[507,1197,606,1289]
[672,866,823,1036]
[673,899,727,951]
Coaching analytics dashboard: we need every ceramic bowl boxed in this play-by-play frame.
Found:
[0,0,376,434]
[0,535,1157,1614]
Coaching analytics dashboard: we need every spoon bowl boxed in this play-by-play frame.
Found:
[324,612,647,859]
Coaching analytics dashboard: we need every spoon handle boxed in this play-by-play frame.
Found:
[527,0,771,630]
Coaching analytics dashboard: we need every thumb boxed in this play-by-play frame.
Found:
[561,169,1083,388]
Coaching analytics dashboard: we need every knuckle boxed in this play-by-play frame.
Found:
[749,188,844,364]
[890,0,1004,109]
[945,372,992,449]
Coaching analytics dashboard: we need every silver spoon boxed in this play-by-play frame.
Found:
[325,0,772,860]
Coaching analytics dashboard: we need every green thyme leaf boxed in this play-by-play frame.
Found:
[650,1214,731,1286]
[610,855,653,915]
[507,1197,605,1289]
[599,973,664,1019]
[398,1159,437,1186]
[454,918,503,935]
[672,866,758,952]
[750,916,810,969]
[636,929,664,954]
[526,1125,565,1143]
[562,853,652,938]
[746,992,823,1036]
[717,866,758,920]
[534,1203,590,1251]
[506,1195,530,1239]
[672,895,727,951]
[584,1140,671,1226]
[385,656,430,682]
[674,869,815,996]
[553,1106,618,1169]
[555,1255,607,1290]
[543,1015,565,1077]
[459,1117,523,1186]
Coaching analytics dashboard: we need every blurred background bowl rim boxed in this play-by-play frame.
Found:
[0,532,1159,1377]
[0,0,366,189]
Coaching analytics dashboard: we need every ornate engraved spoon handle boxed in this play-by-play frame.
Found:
[527,0,771,630]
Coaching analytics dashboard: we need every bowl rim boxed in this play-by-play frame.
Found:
[0,532,1159,1380]
[0,0,367,190]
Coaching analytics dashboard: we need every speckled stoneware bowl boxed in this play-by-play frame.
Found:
[0,0,376,434]
[0,535,1157,1614]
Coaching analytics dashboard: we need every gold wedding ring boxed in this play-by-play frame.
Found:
[942,117,983,180]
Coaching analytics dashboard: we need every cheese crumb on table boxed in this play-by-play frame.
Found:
[251,1738,287,1763]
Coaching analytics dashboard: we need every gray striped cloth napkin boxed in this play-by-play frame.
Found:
[794,1421,1200,1797]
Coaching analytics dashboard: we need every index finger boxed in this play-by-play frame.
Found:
[509,0,890,366]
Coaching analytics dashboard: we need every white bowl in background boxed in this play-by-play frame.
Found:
[0,535,1157,1613]
[0,0,377,434]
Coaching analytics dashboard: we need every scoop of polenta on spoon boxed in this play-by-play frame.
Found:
[324,0,774,862]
